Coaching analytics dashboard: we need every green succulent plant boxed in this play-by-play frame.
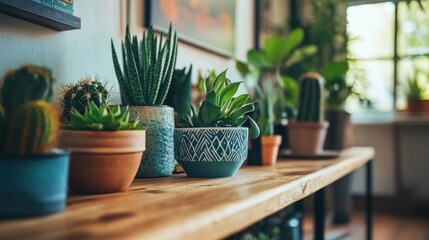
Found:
[165,65,193,121]
[177,70,260,139]
[111,24,178,105]
[62,101,143,131]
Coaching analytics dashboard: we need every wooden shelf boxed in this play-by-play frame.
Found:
[0,0,80,31]
[0,147,374,240]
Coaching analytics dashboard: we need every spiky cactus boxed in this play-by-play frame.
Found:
[60,75,111,121]
[3,101,58,156]
[297,73,324,122]
[111,24,178,105]
[1,65,54,112]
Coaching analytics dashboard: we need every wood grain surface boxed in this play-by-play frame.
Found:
[0,147,374,240]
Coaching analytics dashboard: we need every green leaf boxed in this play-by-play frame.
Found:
[236,61,250,77]
[283,28,305,54]
[227,94,249,114]
[219,82,241,106]
[247,49,269,68]
[284,45,318,68]
[247,115,260,139]
[212,69,228,93]
[229,102,255,119]
[206,91,217,105]
[264,35,289,65]
[198,101,221,127]
[323,61,349,80]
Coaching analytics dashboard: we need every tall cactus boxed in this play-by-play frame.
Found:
[3,101,58,156]
[296,72,324,122]
[1,65,54,112]
[60,75,111,121]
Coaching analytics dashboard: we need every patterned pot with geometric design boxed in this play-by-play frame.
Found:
[174,127,248,178]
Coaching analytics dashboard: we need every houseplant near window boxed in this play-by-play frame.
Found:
[288,73,329,155]
[404,69,429,114]
[59,100,146,194]
[111,25,177,178]
[236,28,317,164]
[0,65,70,218]
[175,70,260,178]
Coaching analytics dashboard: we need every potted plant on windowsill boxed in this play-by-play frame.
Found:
[288,72,329,155]
[111,24,178,178]
[0,65,70,218]
[175,70,260,178]
[404,68,429,114]
[59,101,146,194]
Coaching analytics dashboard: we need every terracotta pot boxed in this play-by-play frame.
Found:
[261,135,282,166]
[288,121,329,155]
[58,130,146,194]
[406,99,429,114]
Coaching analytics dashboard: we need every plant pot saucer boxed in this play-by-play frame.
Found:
[278,149,340,160]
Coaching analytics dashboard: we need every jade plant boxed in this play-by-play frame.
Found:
[111,24,178,105]
[60,75,112,121]
[62,101,143,131]
[0,65,58,156]
[177,70,260,139]
[297,74,324,122]
[165,65,193,121]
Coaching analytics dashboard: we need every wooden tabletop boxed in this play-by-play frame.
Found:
[0,147,374,240]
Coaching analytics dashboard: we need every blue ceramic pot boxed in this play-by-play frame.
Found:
[174,128,248,178]
[129,106,175,178]
[0,150,70,218]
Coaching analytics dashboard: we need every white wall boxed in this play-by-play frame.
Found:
[0,0,254,102]
[351,124,396,197]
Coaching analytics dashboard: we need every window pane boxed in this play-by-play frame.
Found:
[397,57,429,110]
[347,60,394,113]
[347,2,395,59]
[398,1,429,57]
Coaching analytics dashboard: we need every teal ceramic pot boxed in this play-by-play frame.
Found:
[174,127,248,178]
[0,150,70,218]
[129,105,175,178]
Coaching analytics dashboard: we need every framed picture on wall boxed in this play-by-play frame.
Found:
[144,0,235,57]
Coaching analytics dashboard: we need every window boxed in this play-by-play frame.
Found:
[346,0,429,113]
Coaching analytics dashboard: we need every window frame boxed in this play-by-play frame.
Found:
[346,0,429,111]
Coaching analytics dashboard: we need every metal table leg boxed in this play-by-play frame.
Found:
[366,160,373,240]
[314,188,325,240]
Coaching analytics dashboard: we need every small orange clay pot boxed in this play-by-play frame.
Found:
[288,121,329,155]
[406,99,429,115]
[261,135,282,166]
[59,130,146,194]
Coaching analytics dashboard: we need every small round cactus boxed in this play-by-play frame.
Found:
[60,75,112,121]
[3,101,59,156]
[1,65,54,112]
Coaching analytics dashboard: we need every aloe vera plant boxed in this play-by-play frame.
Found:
[62,101,143,131]
[111,24,178,105]
[177,70,260,139]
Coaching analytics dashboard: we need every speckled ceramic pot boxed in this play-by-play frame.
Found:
[174,128,248,178]
[129,106,175,178]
